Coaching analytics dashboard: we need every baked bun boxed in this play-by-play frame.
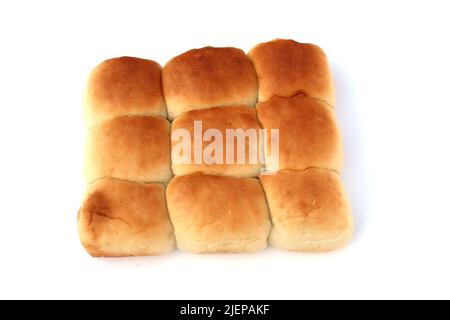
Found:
[256,94,343,173]
[166,173,270,253]
[171,105,263,177]
[84,57,166,128]
[260,168,353,252]
[78,178,175,257]
[248,39,335,106]
[162,47,258,119]
[84,116,172,183]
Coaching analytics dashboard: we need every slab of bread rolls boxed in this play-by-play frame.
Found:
[78,39,353,257]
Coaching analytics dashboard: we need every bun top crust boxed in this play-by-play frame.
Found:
[84,116,172,183]
[256,94,343,173]
[166,173,270,252]
[162,47,258,119]
[260,169,353,251]
[171,105,263,177]
[84,57,166,128]
[249,39,335,106]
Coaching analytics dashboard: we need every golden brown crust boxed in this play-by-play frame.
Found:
[84,116,172,183]
[78,41,351,257]
[78,178,175,257]
[171,105,263,177]
[260,169,353,252]
[248,39,335,105]
[256,94,343,173]
[84,57,166,128]
[166,173,271,253]
[162,47,258,120]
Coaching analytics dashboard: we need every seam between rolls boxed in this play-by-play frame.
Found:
[266,166,341,176]
[85,176,169,186]
[288,90,335,110]
[247,53,260,107]
[162,186,178,251]
[260,91,335,111]
[167,101,257,122]
[85,113,169,131]
[257,177,275,242]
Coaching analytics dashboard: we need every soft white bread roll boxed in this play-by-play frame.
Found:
[166,173,271,253]
[84,116,172,183]
[248,39,335,106]
[162,47,258,120]
[84,57,166,128]
[171,105,263,177]
[78,178,175,257]
[256,94,343,173]
[260,169,353,252]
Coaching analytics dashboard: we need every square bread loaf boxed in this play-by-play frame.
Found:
[171,105,263,177]
[166,173,271,253]
[162,47,258,120]
[84,116,172,183]
[249,39,335,106]
[260,169,353,252]
[78,178,175,257]
[256,94,343,173]
[79,39,353,257]
[84,57,166,128]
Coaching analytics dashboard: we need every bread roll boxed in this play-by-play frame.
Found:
[248,39,335,106]
[162,47,258,119]
[256,94,343,173]
[260,169,353,252]
[84,116,172,183]
[84,57,166,128]
[166,173,270,253]
[171,105,263,177]
[78,178,175,257]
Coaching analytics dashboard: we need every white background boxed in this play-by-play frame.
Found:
[0,0,449,300]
